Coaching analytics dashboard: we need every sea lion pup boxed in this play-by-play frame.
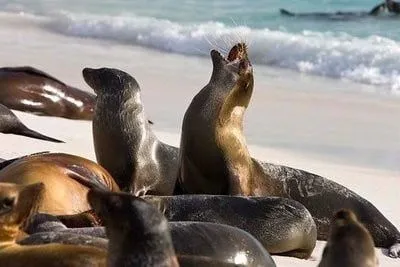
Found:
[82,67,178,194]
[0,152,119,218]
[0,182,106,267]
[318,209,378,267]
[88,189,180,267]
[175,43,400,257]
[22,214,276,266]
[0,66,95,120]
[0,103,63,143]
[144,195,316,259]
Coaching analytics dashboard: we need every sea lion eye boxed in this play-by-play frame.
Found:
[1,197,15,209]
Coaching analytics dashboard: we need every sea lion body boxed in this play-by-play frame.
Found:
[318,209,378,267]
[144,194,316,258]
[24,213,275,266]
[0,153,119,216]
[0,182,106,267]
[83,67,178,194]
[0,66,95,120]
[175,44,400,257]
[0,103,63,143]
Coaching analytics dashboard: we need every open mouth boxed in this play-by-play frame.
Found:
[227,43,248,63]
[221,43,252,74]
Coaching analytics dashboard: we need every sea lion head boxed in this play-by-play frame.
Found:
[88,189,177,266]
[0,182,44,242]
[82,67,141,97]
[87,189,170,240]
[331,209,359,227]
[209,43,254,125]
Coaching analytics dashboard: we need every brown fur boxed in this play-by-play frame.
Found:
[318,209,378,267]
[0,182,106,267]
[0,153,119,216]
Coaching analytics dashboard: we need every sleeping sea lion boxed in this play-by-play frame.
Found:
[23,213,276,266]
[87,190,275,266]
[0,66,95,120]
[0,182,106,267]
[0,152,119,217]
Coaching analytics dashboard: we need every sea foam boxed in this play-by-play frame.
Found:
[18,11,400,95]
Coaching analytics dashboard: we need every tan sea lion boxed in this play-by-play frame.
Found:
[318,209,378,267]
[0,182,106,267]
[82,67,178,194]
[0,66,95,120]
[0,103,63,143]
[174,43,400,257]
[0,152,119,216]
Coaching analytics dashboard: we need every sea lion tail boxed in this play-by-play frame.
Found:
[15,126,64,143]
[280,9,295,16]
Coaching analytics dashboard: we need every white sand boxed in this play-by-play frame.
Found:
[0,12,399,266]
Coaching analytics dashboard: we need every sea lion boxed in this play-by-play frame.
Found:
[82,67,178,194]
[174,43,400,257]
[0,103,63,143]
[0,66,95,120]
[88,189,179,267]
[0,152,119,217]
[279,9,370,20]
[144,194,316,259]
[0,182,106,267]
[23,213,276,266]
[318,209,378,267]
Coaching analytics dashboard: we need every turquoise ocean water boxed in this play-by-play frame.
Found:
[2,0,400,94]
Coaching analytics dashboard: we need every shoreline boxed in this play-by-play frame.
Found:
[0,11,398,266]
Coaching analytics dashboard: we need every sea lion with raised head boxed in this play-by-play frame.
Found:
[82,67,178,194]
[0,182,106,267]
[23,213,275,266]
[0,152,119,218]
[175,43,400,257]
[0,66,95,120]
[318,209,378,267]
[0,103,63,143]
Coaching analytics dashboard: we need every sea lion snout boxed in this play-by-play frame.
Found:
[83,67,140,96]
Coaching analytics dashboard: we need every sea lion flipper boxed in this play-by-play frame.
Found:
[389,243,400,258]
[16,126,64,143]
[1,66,67,86]
[66,164,110,192]
[280,9,295,16]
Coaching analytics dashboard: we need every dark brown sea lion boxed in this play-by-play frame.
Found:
[318,209,378,267]
[88,189,180,267]
[174,43,400,257]
[143,194,316,259]
[0,152,119,216]
[0,66,95,120]
[0,103,63,143]
[82,67,178,194]
[87,190,276,267]
[23,213,276,266]
[0,182,106,267]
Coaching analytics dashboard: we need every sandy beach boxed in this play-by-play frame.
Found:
[0,12,399,266]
